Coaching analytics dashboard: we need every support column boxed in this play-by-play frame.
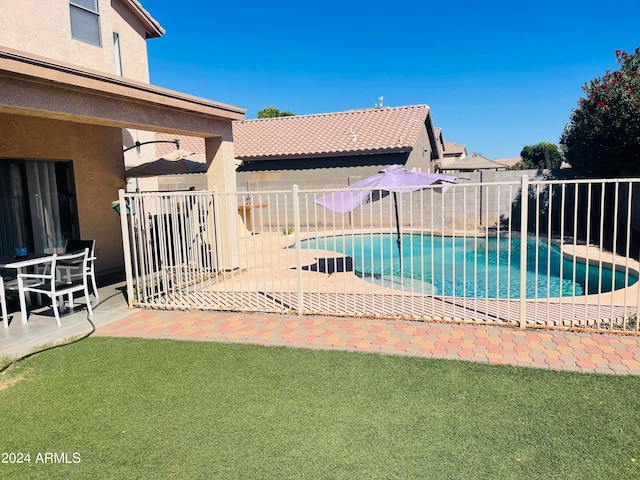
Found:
[204,132,240,271]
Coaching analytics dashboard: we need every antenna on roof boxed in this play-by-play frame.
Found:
[379,96,384,107]
[346,127,358,142]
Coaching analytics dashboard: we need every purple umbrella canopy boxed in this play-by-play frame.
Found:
[314,165,456,213]
[314,165,457,271]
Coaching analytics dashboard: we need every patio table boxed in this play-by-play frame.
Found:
[0,253,55,323]
[0,253,54,270]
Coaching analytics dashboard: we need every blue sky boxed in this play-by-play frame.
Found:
[144,0,640,159]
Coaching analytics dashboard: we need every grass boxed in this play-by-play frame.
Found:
[0,353,16,370]
[1,337,639,479]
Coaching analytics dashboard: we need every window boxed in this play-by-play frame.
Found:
[70,0,101,46]
[113,32,122,76]
[0,160,79,255]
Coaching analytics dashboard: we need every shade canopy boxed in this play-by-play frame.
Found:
[124,149,207,178]
[315,164,456,213]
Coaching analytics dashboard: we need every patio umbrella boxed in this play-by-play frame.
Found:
[314,164,456,270]
[124,149,207,178]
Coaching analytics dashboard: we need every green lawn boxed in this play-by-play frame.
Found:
[1,337,639,479]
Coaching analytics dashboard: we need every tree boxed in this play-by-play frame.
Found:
[257,106,295,118]
[560,47,640,177]
[509,161,530,171]
[519,142,563,170]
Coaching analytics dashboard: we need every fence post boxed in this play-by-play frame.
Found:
[292,184,304,315]
[519,175,529,329]
[118,189,135,308]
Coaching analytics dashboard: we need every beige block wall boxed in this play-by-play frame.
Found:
[0,113,128,275]
[0,0,151,82]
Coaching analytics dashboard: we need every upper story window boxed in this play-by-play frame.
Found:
[113,32,123,76]
[70,0,101,46]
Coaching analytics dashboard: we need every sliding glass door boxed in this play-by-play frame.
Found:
[0,160,79,255]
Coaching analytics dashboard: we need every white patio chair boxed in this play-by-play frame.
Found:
[17,249,93,326]
[0,277,8,328]
[59,239,99,301]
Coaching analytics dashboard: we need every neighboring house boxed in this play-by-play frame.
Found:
[495,157,522,169]
[433,128,446,161]
[0,0,245,276]
[439,153,507,173]
[437,141,468,170]
[234,105,444,192]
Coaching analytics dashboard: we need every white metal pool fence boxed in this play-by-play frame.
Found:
[118,175,640,333]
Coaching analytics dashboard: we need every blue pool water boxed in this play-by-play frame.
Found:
[298,233,638,298]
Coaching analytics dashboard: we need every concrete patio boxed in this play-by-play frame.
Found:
[0,279,132,359]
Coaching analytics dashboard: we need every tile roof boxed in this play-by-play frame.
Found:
[232,105,431,161]
[495,157,522,168]
[155,133,205,156]
[123,0,165,38]
[443,141,467,155]
[441,153,505,171]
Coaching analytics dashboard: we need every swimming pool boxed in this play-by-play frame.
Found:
[298,233,638,298]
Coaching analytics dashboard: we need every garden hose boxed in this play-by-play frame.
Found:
[0,292,119,374]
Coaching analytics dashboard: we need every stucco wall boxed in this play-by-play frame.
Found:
[122,129,158,172]
[0,0,151,82]
[405,123,437,173]
[0,113,128,275]
[111,0,152,82]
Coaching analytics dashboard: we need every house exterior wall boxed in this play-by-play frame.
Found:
[123,129,160,179]
[405,123,437,173]
[110,0,153,82]
[0,0,151,82]
[2,0,157,173]
[0,0,246,276]
[0,113,127,275]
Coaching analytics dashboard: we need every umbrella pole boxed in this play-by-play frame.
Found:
[393,192,402,274]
